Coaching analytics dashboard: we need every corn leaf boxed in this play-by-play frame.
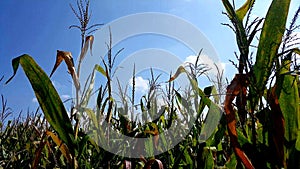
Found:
[252,0,291,103]
[81,107,99,129]
[236,0,255,21]
[222,0,248,59]
[79,35,94,63]
[50,50,80,90]
[277,54,300,144]
[6,54,75,150]
[167,65,185,82]
[95,64,106,77]
[46,130,73,164]
[80,65,99,107]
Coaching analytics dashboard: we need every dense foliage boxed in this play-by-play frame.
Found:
[1,0,300,168]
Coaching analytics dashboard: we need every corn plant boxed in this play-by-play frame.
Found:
[220,0,300,168]
[2,0,300,168]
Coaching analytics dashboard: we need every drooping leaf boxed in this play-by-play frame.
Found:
[224,74,254,169]
[50,50,80,90]
[167,65,185,82]
[6,54,75,151]
[79,35,94,63]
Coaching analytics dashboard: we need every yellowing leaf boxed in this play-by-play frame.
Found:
[95,64,106,77]
[236,0,255,21]
[46,130,74,165]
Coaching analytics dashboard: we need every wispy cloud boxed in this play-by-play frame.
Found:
[129,76,149,93]
[32,94,71,104]
[61,94,71,100]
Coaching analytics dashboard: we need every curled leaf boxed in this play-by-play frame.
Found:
[50,50,80,90]
[79,35,94,63]
[167,65,186,82]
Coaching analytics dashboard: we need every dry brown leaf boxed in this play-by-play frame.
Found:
[79,35,94,63]
[167,65,185,82]
[224,74,254,169]
[50,50,80,90]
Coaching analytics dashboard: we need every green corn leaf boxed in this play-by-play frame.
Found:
[6,54,75,150]
[80,65,97,107]
[202,147,215,169]
[236,0,255,21]
[222,0,248,59]
[95,64,106,77]
[277,54,300,144]
[252,0,291,104]
[82,107,99,129]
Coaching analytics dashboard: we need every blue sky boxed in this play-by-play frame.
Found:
[0,0,299,116]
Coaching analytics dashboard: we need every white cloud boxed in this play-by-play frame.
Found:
[129,76,149,93]
[184,54,225,76]
[184,55,199,65]
[32,97,38,103]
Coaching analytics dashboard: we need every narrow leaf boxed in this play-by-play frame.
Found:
[6,54,75,150]
[46,130,73,164]
[95,64,106,77]
[277,54,300,143]
[236,0,255,21]
[224,74,254,169]
[252,0,291,103]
